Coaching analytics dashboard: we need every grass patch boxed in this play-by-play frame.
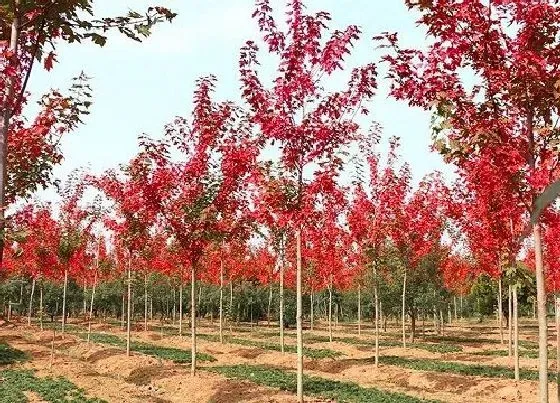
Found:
[473,349,555,359]
[198,333,341,359]
[209,364,440,402]
[380,355,553,381]
[0,369,105,403]
[0,343,27,365]
[77,332,215,363]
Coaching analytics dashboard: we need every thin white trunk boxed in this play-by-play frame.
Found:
[310,290,314,332]
[374,261,379,366]
[179,281,183,337]
[219,257,224,343]
[191,264,197,377]
[513,285,519,381]
[61,269,69,337]
[126,260,131,356]
[357,285,361,336]
[27,277,35,326]
[508,284,513,358]
[328,277,333,342]
[402,271,407,348]
[39,281,43,331]
[267,282,272,326]
[556,295,560,402]
[87,279,96,344]
[172,287,176,325]
[144,273,148,332]
[229,280,233,334]
[440,309,445,336]
[454,296,457,322]
[534,225,548,403]
[295,227,303,403]
[498,276,504,344]
[279,235,285,354]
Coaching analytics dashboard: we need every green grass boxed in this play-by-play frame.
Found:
[77,332,215,363]
[302,333,462,353]
[0,369,105,403]
[473,348,555,359]
[209,364,441,403]
[380,355,554,381]
[198,333,341,359]
[0,342,27,365]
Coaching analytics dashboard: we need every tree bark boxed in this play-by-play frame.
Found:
[267,281,272,327]
[295,227,303,403]
[0,0,20,266]
[556,295,560,401]
[27,277,35,326]
[61,269,69,337]
[179,281,183,337]
[357,285,361,336]
[88,277,96,344]
[534,224,548,403]
[279,234,285,353]
[373,260,379,366]
[144,273,148,332]
[440,309,444,336]
[310,290,314,332]
[328,276,333,343]
[121,291,125,330]
[191,264,197,377]
[498,276,504,344]
[402,271,407,348]
[453,296,457,322]
[508,284,513,358]
[172,287,176,325]
[39,281,43,331]
[219,256,224,343]
[126,259,131,356]
[513,285,519,381]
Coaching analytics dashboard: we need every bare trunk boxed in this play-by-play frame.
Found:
[534,225,548,403]
[508,284,513,358]
[460,295,463,319]
[279,235,285,353]
[310,290,314,332]
[179,281,183,337]
[27,277,35,326]
[121,292,125,330]
[144,273,148,332]
[402,271,407,348]
[61,269,68,337]
[328,276,333,343]
[295,227,303,403]
[39,281,43,331]
[440,309,445,335]
[454,296,457,322]
[191,264,196,377]
[49,327,55,370]
[555,295,560,402]
[498,276,504,344]
[126,260,131,356]
[357,285,361,336]
[219,257,224,343]
[229,280,233,334]
[172,287,176,325]
[374,261,379,366]
[87,279,96,344]
[83,281,87,316]
[267,282,272,327]
[513,285,519,381]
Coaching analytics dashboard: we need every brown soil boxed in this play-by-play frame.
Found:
[85,348,124,363]
[232,348,266,359]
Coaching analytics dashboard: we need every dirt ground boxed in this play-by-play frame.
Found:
[1,318,559,402]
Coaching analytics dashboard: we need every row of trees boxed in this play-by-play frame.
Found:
[3,1,560,402]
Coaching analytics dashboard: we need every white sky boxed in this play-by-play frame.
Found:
[25,0,453,204]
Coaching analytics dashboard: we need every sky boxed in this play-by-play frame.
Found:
[26,0,454,203]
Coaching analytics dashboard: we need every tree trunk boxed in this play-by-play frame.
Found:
[61,269,69,337]
[0,0,20,266]
[555,295,560,402]
[534,225,548,403]
[229,280,233,334]
[88,278,96,344]
[460,295,463,319]
[374,261,379,366]
[454,296,457,322]
[328,276,333,343]
[295,227,303,403]
[83,280,87,317]
[191,264,197,377]
[197,284,202,325]
[267,282,272,327]
[440,309,445,335]
[508,284,513,358]
[39,281,43,331]
[179,281,183,337]
[310,290,314,332]
[357,285,361,336]
[121,291,125,330]
[409,309,416,343]
[513,285,519,381]
[126,260,131,356]
[402,271,407,348]
[279,235,285,353]
[498,276,504,344]
[144,273,148,332]
[27,277,35,327]
[219,257,224,343]
[172,287,176,325]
